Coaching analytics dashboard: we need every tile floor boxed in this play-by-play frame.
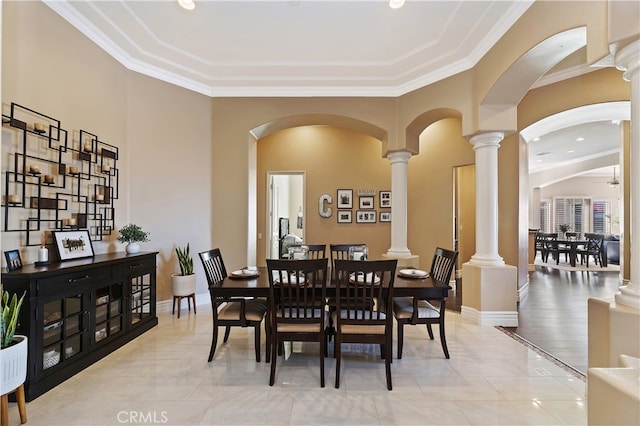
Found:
[6,306,587,426]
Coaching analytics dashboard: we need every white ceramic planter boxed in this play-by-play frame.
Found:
[171,274,196,296]
[0,335,28,394]
[126,242,140,254]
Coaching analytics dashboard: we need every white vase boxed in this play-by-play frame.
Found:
[126,242,140,254]
[0,335,28,395]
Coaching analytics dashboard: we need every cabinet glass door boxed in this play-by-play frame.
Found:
[129,272,153,326]
[41,292,88,373]
[94,283,124,343]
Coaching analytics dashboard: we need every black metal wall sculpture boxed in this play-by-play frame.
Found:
[2,103,118,246]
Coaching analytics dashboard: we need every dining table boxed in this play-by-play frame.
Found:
[216,266,452,300]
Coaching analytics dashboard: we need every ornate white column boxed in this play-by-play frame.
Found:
[615,39,640,308]
[386,150,412,258]
[469,132,505,266]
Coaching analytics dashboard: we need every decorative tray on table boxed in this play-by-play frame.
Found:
[398,269,429,279]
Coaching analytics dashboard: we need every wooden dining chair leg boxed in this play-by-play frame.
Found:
[426,323,435,340]
[334,337,342,389]
[254,323,261,362]
[397,321,405,359]
[439,321,450,359]
[223,326,231,342]
[269,337,278,386]
[319,335,325,388]
[208,323,219,362]
[385,336,393,391]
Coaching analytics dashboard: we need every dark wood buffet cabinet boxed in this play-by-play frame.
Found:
[1,251,158,401]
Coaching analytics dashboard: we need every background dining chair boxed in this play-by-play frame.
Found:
[332,259,397,390]
[578,233,605,267]
[266,258,329,387]
[538,232,558,263]
[287,244,326,259]
[393,247,458,359]
[199,248,268,362]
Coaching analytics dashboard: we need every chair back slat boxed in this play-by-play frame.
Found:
[267,258,328,325]
[429,247,458,283]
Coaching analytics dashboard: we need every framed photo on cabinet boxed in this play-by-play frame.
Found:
[379,191,391,208]
[337,189,353,209]
[337,210,352,223]
[4,249,22,271]
[53,229,95,261]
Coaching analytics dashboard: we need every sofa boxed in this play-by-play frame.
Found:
[604,235,620,265]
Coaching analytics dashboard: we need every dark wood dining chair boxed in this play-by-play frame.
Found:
[266,258,329,387]
[578,233,605,267]
[332,259,397,390]
[538,232,558,263]
[287,244,326,259]
[393,247,458,360]
[199,248,268,362]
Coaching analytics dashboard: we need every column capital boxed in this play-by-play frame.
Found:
[615,39,640,81]
[469,132,505,150]
[387,150,412,164]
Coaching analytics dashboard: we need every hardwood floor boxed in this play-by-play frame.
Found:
[447,266,621,376]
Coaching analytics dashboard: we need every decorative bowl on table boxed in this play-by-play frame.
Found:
[398,269,429,279]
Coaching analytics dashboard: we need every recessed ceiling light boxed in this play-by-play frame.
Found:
[576,137,584,141]
[533,137,540,141]
[389,0,405,9]
[536,159,542,163]
[567,150,574,153]
[178,0,195,11]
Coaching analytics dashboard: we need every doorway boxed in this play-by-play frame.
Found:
[266,172,305,259]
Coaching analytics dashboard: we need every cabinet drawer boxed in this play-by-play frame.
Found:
[37,269,110,296]
[113,257,155,277]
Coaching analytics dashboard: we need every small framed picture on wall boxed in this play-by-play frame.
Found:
[380,211,391,222]
[337,210,352,223]
[356,210,376,224]
[337,189,353,209]
[379,191,391,208]
[359,196,374,209]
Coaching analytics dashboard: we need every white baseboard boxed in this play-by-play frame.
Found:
[461,305,519,327]
[518,280,529,302]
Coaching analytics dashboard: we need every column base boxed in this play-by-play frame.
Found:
[588,298,640,369]
[615,282,640,309]
[461,262,518,326]
[588,355,640,426]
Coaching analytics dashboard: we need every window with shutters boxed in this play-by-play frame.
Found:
[540,200,551,233]
[592,200,611,234]
[553,197,588,234]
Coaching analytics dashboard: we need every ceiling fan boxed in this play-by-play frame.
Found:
[607,167,620,188]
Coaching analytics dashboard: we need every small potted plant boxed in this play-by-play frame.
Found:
[558,224,570,238]
[117,223,150,254]
[1,287,28,407]
[171,243,196,318]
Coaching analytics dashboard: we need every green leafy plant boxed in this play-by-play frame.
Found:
[558,224,571,234]
[1,287,26,348]
[117,224,150,244]
[176,243,194,276]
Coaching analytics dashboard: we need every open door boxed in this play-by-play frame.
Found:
[267,172,305,259]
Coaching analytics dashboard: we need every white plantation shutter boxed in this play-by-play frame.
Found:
[554,197,588,234]
[592,200,611,234]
